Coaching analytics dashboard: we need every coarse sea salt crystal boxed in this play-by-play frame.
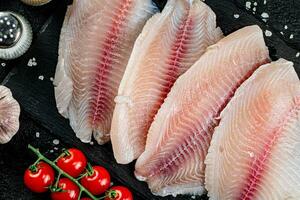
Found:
[284,25,288,29]
[264,0,267,4]
[234,14,240,19]
[38,75,44,80]
[50,77,54,81]
[296,52,300,57]
[28,58,37,67]
[290,34,294,39]
[36,132,40,138]
[53,139,60,145]
[265,30,272,37]
[246,1,251,9]
[1,63,6,67]
[27,60,33,67]
[261,12,269,18]
[254,2,257,6]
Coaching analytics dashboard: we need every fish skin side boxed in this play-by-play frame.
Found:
[111,0,223,164]
[205,59,300,200]
[54,0,157,144]
[135,25,270,197]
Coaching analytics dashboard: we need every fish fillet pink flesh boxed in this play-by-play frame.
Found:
[0,86,20,144]
[205,59,300,200]
[135,25,270,196]
[54,0,156,144]
[111,0,223,164]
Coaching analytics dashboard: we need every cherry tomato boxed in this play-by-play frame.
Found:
[80,198,92,200]
[80,166,111,195]
[24,161,55,193]
[105,186,133,200]
[51,178,80,200]
[57,148,87,177]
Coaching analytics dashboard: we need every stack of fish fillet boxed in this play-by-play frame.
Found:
[54,0,300,198]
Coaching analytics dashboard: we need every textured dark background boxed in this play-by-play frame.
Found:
[0,0,299,199]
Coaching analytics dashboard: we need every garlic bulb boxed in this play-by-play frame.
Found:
[0,86,20,144]
[20,0,52,6]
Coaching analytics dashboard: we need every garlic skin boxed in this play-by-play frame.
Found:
[0,86,20,144]
[20,0,52,6]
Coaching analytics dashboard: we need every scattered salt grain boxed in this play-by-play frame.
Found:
[253,2,257,6]
[38,75,44,80]
[253,7,256,12]
[290,34,294,39]
[234,14,240,19]
[53,139,60,145]
[110,182,114,186]
[265,30,272,37]
[280,31,284,35]
[296,52,300,58]
[245,1,251,9]
[27,61,33,67]
[191,196,196,199]
[1,63,6,67]
[36,132,40,138]
[28,58,37,67]
[90,141,94,145]
[284,25,288,30]
[261,12,269,18]
[54,147,59,150]
[50,150,54,153]
[50,77,54,81]
[264,0,267,4]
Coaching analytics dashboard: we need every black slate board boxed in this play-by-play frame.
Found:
[0,0,299,199]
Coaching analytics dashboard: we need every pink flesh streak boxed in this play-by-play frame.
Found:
[162,12,193,93]
[148,59,270,178]
[239,97,300,200]
[143,12,194,136]
[89,0,133,126]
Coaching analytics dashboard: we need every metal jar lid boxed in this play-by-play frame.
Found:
[0,12,32,60]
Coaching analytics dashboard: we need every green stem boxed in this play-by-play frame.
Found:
[33,158,41,166]
[78,190,83,200]
[86,163,94,176]
[55,172,62,188]
[28,144,99,200]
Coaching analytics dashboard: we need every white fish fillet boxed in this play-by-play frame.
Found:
[135,25,270,196]
[54,0,156,144]
[111,0,223,164]
[205,59,300,200]
[0,86,20,144]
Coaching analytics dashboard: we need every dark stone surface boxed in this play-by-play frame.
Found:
[0,0,299,199]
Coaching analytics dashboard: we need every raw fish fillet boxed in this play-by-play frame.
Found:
[111,0,223,164]
[0,86,20,144]
[54,0,157,144]
[135,25,270,196]
[205,59,300,200]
